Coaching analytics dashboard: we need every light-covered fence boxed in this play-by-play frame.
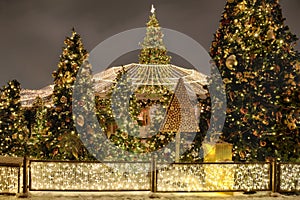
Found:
[278,163,300,193]
[29,160,151,191]
[0,158,298,194]
[0,163,21,194]
[156,162,271,192]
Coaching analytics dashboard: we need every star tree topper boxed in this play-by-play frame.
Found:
[151,4,156,14]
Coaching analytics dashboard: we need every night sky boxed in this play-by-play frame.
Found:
[0,0,299,89]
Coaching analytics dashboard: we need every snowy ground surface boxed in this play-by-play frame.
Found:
[0,192,299,200]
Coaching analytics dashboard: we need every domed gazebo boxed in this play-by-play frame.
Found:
[92,5,210,162]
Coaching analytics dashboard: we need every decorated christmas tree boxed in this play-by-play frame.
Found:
[93,6,178,161]
[95,67,176,161]
[72,59,98,160]
[95,68,141,160]
[26,97,50,159]
[0,80,29,157]
[139,5,171,64]
[109,68,143,152]
[160,78,200,133]
[48,28,89,160]
[210,0,300,161]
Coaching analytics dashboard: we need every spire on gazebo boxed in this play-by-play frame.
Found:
[160,78,200,133]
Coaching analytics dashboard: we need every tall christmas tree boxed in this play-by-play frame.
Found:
[139,5,171,64]
[210,0,299,161]
[49,28,89,160]
[72,59,98,160]
[0,80,29,157]
[96,5,175,160]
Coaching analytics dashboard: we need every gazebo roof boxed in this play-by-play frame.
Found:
[93,63,208,98]
[20,63,208,107]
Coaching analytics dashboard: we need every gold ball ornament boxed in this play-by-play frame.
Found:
[239,150,246,159]
[225,55,238,70]
[87,125,95,135]
[65,76,73,84]
[60,96,67,104]
[294,61,300,72]
[223,78,232,84]
[12,133,18,139]
[287,120,297,130]
[253,130,259,137]
[267,29,275,40]
[58,135,63,141]
[227,0,235,3]
[236,72,243,79]
[76,115,85,127]
[285,116,297,130]
[260,141,267,147]
[65,117,71,123]
[18,134,24,140]
[237,2,246,11]
[63,71,73,84]
[55,105,62,112]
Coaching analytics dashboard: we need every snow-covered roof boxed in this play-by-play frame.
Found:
[20,85,53,107]
[93,63,208,97]
[20,63,208,107]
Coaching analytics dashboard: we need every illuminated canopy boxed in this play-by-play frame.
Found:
[21,63,208,107]
[93,63,208,98]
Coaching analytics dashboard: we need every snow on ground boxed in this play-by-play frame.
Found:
[0,192,299,200]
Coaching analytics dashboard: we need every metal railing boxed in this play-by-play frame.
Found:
[1,157,299,195]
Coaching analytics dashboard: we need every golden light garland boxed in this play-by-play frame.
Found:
[2,162,300,192]
[279,163,300,192]
[156,163,271,192]
[30,161,151,191]
[0,166,20,193]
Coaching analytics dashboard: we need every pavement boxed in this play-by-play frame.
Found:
[0,191,299,200]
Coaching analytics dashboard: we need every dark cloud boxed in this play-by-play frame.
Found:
[0,0,299,89]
